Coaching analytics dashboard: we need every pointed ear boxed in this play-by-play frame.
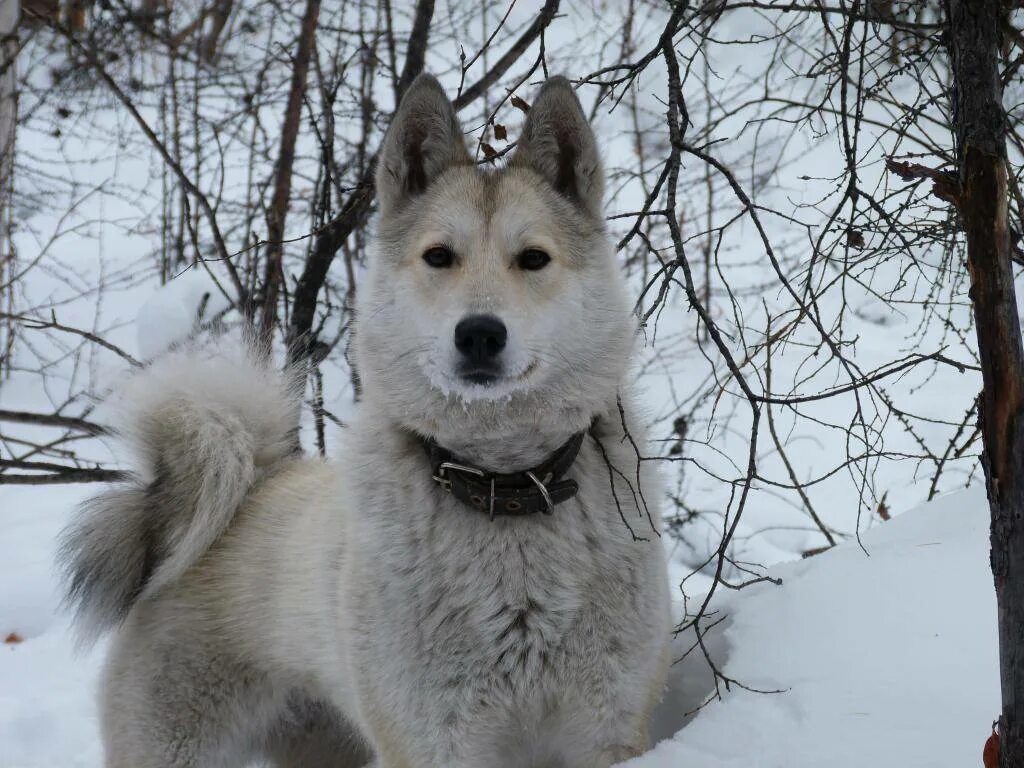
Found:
[510,77,604,218]
[376,74,471,214]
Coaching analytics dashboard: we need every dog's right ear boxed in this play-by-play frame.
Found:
[376,74,470,214]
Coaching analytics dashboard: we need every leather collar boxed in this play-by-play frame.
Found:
[423,430,586,519]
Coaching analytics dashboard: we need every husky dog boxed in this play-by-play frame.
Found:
[61,75,671,768]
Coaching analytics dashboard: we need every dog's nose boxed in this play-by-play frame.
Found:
[454,315,507,363]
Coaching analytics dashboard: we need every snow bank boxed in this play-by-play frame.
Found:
[634,487,998,768]
[135,268,234,360]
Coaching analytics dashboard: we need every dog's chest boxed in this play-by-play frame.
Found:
[340,428,668,763]
[417,506,589,670]
[425,519,582,674]
[350,467,617,696]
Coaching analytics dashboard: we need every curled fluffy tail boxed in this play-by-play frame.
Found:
[59,344,300,642]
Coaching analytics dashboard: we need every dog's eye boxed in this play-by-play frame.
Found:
[422,246,455,268]
[517,249,551,271]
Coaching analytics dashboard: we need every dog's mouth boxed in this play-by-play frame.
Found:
[456,359,539,388]
[460,368,499,386]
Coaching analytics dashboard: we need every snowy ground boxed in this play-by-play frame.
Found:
[0,481,998,767]
[638,487,998,767]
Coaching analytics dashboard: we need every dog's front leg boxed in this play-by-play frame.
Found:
[365,758,407,768]
[358,714,426,768]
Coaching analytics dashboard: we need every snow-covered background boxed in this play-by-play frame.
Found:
[0,1,1015,765]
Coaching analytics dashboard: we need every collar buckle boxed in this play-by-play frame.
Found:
[433,460,485,492]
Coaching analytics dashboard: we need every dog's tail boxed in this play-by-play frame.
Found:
[59,344,300,643]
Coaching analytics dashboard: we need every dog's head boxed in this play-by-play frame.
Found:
[355,75,633,443]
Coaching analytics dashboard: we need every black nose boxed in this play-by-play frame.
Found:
[454,315,507,364]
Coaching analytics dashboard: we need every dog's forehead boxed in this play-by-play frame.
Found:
[430,169,546,223]
[422,167,578,244]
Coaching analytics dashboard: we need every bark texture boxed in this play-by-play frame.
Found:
[947,3,1024,765]
[285,0,435,363]
[258,0,320,344]
[1,0,17,373]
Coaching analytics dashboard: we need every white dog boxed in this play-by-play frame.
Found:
[61,74,671,768]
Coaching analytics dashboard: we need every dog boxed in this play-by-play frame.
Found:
[60,74,671,768]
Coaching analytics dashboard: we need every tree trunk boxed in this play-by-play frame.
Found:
[0,0,18,377]
[257,0,320,346]
[947,3,1024,765]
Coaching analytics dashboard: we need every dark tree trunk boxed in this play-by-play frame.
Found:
[284,0,436,365]
[1,0,17,376]
[947,2,1024,765]
[257,0,320,345]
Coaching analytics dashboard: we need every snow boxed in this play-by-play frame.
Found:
[637,487,999,767]
[134,268,233,361]
[0,482,999,766]
[0,485,105,768]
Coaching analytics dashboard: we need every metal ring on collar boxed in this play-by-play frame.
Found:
[525,470,554,514]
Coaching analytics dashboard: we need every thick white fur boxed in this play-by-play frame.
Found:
[121,343,301,598]
[60,342,300,643]
[62,75,672,768]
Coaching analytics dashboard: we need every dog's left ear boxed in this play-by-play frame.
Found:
[376,74,471,215]
[511,77,604,218]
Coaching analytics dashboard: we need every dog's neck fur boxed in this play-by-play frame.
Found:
[364,394,606,474]
[422,420,587,474]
